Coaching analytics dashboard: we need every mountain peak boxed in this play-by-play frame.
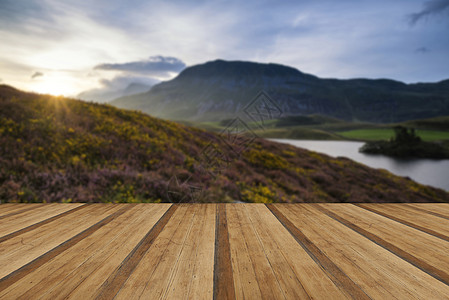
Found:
[111,59,449,123]
[177,59,308,79]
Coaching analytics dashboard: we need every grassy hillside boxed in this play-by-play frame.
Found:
[1,85,448,203]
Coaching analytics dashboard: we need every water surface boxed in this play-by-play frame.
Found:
[271,139,449,191]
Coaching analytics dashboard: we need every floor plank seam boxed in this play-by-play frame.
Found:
[213,204,236,300]
[0,204,46,220]
[244,205,290,300]
[161,205,197,299]
[315,204,449,286]
[94,204,177,300]
[266,204,371,300]
[0,205,130,292]
[354,204,449,242]
[403,204,449,221]
[0,204,90,244]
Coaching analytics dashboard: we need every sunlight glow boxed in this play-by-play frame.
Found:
[29,72,90,97]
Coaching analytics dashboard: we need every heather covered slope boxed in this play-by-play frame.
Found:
[1,85,448,203]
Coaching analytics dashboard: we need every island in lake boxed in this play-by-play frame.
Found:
[359,126,449,159]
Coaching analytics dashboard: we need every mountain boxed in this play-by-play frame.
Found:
[1,84,448,203]
[111,60,449,123]
[78,82,153,103]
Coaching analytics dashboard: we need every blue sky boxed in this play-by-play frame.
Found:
[0,0,448,96]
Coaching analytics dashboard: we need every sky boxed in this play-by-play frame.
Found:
[0,0,449,97]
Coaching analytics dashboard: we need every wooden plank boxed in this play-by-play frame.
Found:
[403,203,449,220]
[227,204,275,299]
[317,204,449,283]
[0,204,40,216]
[0,204,85,237]
[268,204,369,300]
[275,204,449,299]
[0,203,447,299]
[115,204,215,300]
[243,204,330,299]
[164,204,216,300]
[114,204,195,299]
[404,203,449,219]
[0,204,18,211]
[213,203,235,300]
[0,204,129,293]
[95,204,178,299]
[0,204,87,243]
[356,203,449,241]
[0,203,46,219]
[0,204,122,279]
[0,204,170,299]
[66,204,171,299]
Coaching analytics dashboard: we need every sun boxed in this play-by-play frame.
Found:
[30,73,81,97]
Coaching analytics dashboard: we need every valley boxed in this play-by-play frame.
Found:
[2,85,448,203]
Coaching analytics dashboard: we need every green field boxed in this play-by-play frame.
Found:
[187,114,449,142]
[339,129,449,141]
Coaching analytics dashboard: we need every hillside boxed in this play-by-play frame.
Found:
[111,60,449,123]
[1,85,448,203]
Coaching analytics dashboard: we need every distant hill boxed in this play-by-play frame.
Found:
[78,82,153,103]
[1,84,448,203]
[111,60,449,123]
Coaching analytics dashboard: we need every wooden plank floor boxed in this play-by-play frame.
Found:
[0,203,448,299]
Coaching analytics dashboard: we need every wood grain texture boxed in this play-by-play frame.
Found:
[356,203,449,241]
[0,203,448,299]
[268,204,369,300]
[316,204,449,288]
[284,204,449,299]
[236,204,346,299]
[0,204,170,299]
[404,203,449,218]
[0,204,44,217]
[0,204,46,220]
[214,204,235,300]
[0,205,129,293]
[95,204,177,300]
[0,204,88,244]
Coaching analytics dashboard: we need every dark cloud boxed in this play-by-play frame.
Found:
[94,55,186,77]
[408,0,449,25]
[31,72,43,79]
[415,46,430,53]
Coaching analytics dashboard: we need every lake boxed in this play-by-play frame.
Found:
[271,139,449,191]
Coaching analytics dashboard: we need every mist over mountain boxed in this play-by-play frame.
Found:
[78,81,154,103]
[111,60,449,123]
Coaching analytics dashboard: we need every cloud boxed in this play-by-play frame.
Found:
[94,56,186,77]
[31,72,44,79]
[415,46,430,53]
[408,0,449,25]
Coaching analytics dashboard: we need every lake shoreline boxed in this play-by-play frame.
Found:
[270,139,449,192]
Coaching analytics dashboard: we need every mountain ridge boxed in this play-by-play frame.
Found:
[111,59,449,123]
